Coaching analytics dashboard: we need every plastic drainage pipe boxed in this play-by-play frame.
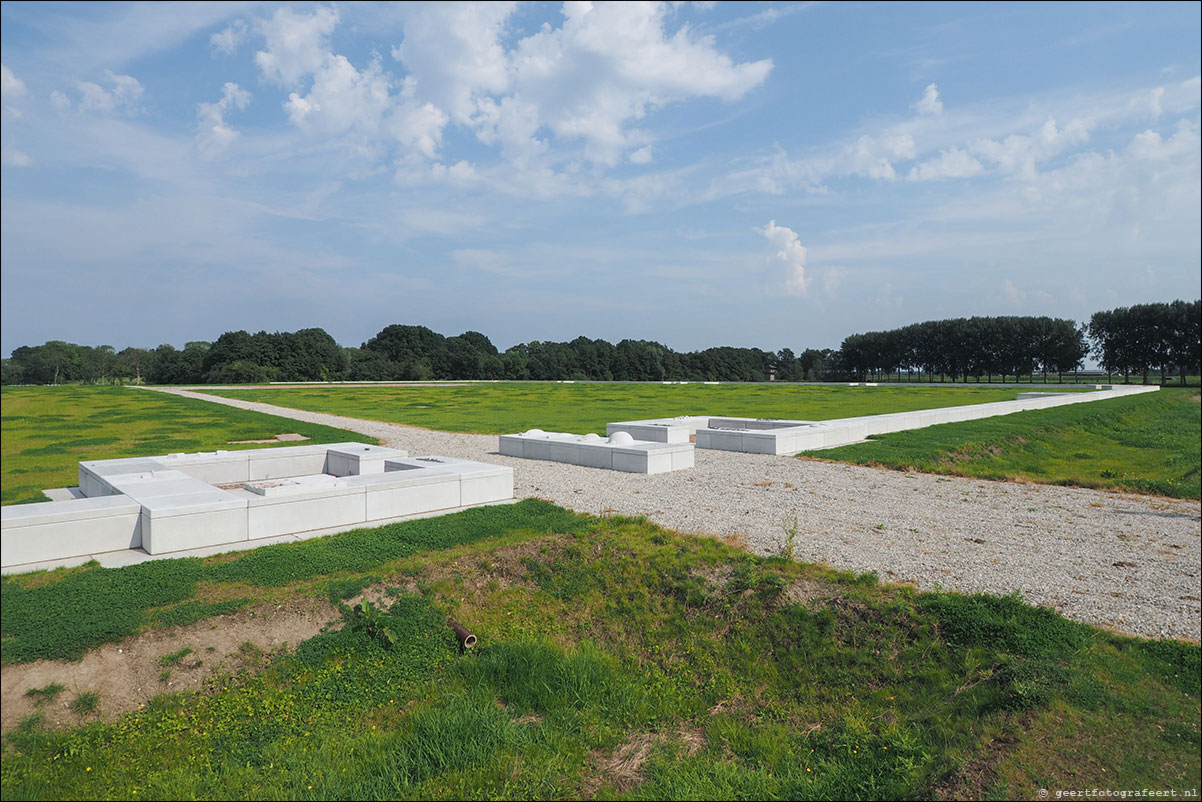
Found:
[448,618,477,649]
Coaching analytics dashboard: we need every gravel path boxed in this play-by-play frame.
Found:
[147,387,1202,641]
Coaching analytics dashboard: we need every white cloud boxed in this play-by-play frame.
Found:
[907,147,985,181]
[74,72,144,115]
[285,55,392,135]
[628,145,654,164]
[196,82,251,157]
[970,117,1090,179]
[2,148,33,167]
[760,220,809,295]
[1,65,27,98]
[387,100,450,158]
[211,19,248,57]
[1127,120,1201,160]
[915,82,942,115]
[391,2,513,125]
[255,6,339,87]
[50,90,71,111]
[391,0,772,166]
[847,132,916,180]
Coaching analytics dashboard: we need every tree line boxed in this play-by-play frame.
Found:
[2,300,1197,386]
[837,301,1200,383]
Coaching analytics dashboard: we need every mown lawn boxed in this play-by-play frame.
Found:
[206,382,1037,434]
[2,501,1198,800]
[0,387,375,505]
[811,387,1202,499]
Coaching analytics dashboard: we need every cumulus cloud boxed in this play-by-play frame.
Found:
[2,64,28,118]
[494,1,773,164]
[211,19,248,56]
[391,2,513,125]
[1,64,27,98]
[1127,120,1201,160]
[628,145,654,164]
[847,132,915,180]
[255,6,339,87]
[197,82,251,157]
[254,2,771,170]
[760,220,809,295]
[285,55,392,135]
[971,117,1089,179]
[914,82,942,115]
[74,72,144,115]
[907,147,985,181]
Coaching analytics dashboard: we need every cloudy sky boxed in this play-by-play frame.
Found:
[1,1,1199,356]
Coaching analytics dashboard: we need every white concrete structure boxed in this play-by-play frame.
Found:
[499,429,694,474]
[609,385,1160,456]
[1,443,514,572]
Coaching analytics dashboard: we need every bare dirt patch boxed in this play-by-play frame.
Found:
[227,433,310,444]
[583,728,706,796]
[0,599,338,733]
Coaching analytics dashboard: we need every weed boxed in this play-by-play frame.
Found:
[23,682,66,707]
[159,647,194,667]
[68,691,100,717]
[778,514,799,560]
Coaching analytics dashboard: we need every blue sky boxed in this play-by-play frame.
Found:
[1,1,1199,357]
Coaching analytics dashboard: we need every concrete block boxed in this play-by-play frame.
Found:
[498,435,526,458]
[578,443,614,469]
[1,496,143,567]
[325,444,409,476]
[246,484,366,540]
[363,477,461,519]
[394,457,513,506]
[156,450,250,484]
[141,502,248,555]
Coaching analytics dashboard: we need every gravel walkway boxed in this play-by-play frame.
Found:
[147,387,1202,641]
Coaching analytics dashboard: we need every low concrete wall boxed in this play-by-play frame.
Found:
[690,385,1160,455]
[2,445,515,572]
[500,430,694,474]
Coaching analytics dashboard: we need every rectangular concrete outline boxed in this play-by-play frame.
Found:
[499,431,694,474]
[2,442,515,571]
[609,385,1159,456]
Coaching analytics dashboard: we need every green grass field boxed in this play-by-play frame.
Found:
[812,388,1201,499]
[2,502,1198,800]
[206,382,1198,499]
[206,382,1040,434]
[0,387,375,505]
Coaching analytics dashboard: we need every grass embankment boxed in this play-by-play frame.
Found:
[2,501,1198,799]
[205,382,1031,435]
[0,387,374,505]
[812,388,1202,499]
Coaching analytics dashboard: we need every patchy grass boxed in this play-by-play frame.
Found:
[22,683,66,707]
[809,388,1201,499]
[0,500,583,664]
[205,382,1033,435]
[0,386,372,505]
[1,504,1196,800]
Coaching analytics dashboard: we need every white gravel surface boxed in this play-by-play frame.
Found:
[149,387,1202,641]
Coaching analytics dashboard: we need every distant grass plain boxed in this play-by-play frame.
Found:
[0,387,373,505]
[206,382,1198,499]
[207,382,1038,434]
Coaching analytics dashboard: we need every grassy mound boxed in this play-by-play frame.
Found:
[2,502,1197,799]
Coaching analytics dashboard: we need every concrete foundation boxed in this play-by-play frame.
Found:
[2,442,515,572]
[610,386,1160,456]
[500,430,694,474]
